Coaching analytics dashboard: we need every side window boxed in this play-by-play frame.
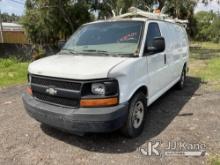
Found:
[146,22,161,48]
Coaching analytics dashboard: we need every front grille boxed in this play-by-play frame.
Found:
[33,92,79,107]
[32,75,81,90]
[31,75,81,108]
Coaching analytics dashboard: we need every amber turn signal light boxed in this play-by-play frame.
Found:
[26,86,33,95]
[80,97,118,107]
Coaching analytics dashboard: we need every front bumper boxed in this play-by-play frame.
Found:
[22,93,128,133]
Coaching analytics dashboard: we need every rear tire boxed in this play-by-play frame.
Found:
[120,92,147,138]
[176,66,186,90]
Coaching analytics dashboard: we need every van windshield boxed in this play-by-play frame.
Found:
[62,21,144,57]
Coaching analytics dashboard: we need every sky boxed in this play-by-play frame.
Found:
[0,0,25,15]
[194,0,220,13]
[0,0,220,16]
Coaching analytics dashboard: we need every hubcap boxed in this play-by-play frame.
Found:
[132,101,144,129]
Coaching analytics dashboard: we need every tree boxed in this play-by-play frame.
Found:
[94,0,196,19]
[194,11,220,42]
[161,0,196,19]
[92,0,133,18]
[210,17,220,43]
[1,13,20,22]
[21,0,92,45]
[161,0,196,36]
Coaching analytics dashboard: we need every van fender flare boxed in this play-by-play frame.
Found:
[128,85,148,103]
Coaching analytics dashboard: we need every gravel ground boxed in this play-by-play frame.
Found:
[0,76,219,165]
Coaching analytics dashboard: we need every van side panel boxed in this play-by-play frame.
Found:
[159,21,189,81]
[158,21,175,84]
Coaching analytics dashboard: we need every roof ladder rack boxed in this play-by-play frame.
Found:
[112,7,188,27]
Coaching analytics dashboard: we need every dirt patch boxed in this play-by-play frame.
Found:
[0,77,220,165]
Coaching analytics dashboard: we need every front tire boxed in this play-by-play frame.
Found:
[176,66,186,90]
[120,92,147,138]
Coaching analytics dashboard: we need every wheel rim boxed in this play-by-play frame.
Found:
[132,101,144,129]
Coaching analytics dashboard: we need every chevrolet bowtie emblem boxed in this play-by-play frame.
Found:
[46,87,57,96]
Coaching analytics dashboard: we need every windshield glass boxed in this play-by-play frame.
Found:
[62,21,144,57]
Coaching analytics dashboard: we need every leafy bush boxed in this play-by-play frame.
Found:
[0,58,18,68]
[31,44,46,60]
[194,11,220,43]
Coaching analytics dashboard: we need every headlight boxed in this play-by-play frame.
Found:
[91,83,105,95]
[80,80,119,107]
[81,79,119,97]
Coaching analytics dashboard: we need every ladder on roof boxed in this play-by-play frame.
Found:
[112,7,188,27]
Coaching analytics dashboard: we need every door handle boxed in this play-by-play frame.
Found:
[164,54,167,64]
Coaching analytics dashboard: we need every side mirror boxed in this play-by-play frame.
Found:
[145,37,165,54]
[58,40,66,50]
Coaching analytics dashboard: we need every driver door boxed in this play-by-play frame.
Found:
[144,22,169,101]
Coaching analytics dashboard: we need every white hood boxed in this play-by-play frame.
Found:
[28,55,127,79]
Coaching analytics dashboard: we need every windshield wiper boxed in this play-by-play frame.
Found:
[82,49,111,55]
[110,52,136,57]
[62,49,135,57]
[60,49,79,55]
[82,49,106,52]
[83,50,136,57]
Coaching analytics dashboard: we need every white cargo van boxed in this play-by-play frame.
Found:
[22,9,189,138]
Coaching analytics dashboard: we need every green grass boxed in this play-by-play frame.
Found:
[0,58,29,87]
[191,41,220,50]
[211,160,220,165]
[209,156,220,165]
[190,41,220,60]
[189,42,220,90]
[190,58,220,81]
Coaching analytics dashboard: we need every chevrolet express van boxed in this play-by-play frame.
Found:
[22,15,189,138]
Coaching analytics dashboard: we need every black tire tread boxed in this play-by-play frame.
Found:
[120,92,147,138]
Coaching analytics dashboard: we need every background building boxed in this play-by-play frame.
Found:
[0,22,29,44]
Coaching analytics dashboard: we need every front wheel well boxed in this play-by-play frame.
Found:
[183,63,187,70]
[183,62,189,73]
[130,86,148,101]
